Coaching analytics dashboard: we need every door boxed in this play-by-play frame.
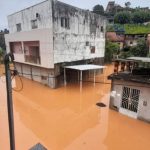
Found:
[119,87,140,118]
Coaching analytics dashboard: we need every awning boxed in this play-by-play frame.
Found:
[63,64,106,91]
[64,64,106,71]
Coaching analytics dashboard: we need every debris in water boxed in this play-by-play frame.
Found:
[96,102,106,107]
[29,143,47,150]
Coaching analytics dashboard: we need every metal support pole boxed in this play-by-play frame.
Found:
[80,70,82,92]
[64,68,66,86]
[78,71,80,82]
[4,53,15,150]
[94,70,96,86]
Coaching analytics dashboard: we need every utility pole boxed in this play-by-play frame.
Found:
[4,53,15,150]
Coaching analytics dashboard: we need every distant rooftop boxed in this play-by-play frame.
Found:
[127,57,150,63]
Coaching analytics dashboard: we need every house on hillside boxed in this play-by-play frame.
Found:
[106,32,125,50]
[5,0,106,88]
[124,34,147,47]
[106,1,115,13]
[105,1,124,23]
[108,57,150,122]
[0,30,9,50]
[123,24,150,47]
[147,34,150,53]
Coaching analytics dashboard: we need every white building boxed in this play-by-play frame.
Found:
[5,0,106,88]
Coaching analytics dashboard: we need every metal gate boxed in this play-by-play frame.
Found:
[120,87,140,117]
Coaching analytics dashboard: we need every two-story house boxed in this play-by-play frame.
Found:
[5,0,106,88]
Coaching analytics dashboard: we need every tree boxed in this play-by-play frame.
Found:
[93,5,104,15]
[125,2,131,8]
[0,47,4,63]
[120,38,148,58]
[0,29,9,51]
[105,41,120,63]
[130,38,148,57]
[114,11,131,24]
[132,11,150,23]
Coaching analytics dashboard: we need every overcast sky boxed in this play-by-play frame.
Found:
[0,0,150,30]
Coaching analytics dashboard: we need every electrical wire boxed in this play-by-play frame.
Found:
[12,75,23,92]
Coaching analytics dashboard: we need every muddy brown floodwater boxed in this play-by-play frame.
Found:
[1,65,150,150]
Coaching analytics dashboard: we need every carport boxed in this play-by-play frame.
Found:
[64,64,106,89]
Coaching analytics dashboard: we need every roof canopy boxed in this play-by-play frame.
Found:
[64,64,106,71]
[127,57,150,63]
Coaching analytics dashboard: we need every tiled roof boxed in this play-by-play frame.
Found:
[106,32,125,42]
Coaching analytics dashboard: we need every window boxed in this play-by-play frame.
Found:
[61,17,70,29]
[61,18,64,27]
[86,41,89,46]
[16,23,22,32]
[31,19,38,29]
[101,26,104,32]
[121,87,140,113]
[130,41,133,45]
[90,46,95,54]
[24,41,40,64]
[10,42,23,54]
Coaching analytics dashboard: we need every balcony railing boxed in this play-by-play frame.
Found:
[25,55,41,65]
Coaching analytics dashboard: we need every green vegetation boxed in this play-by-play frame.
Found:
[93,4,104,15]
[119,38,148,58]
[114,11,131,24]
[124,24,150,34]
[105,41,120,63]
[106,25,115,32]
[114,10,150,24]
[107,24,150,34]
[0,47,4,63]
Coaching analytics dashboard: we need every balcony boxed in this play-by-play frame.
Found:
[25,55,41,65]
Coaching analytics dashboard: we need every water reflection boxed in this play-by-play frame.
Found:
[13,79,105,150]
[1,65,150,150]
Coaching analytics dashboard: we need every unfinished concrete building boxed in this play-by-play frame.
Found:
[5,0,106,88]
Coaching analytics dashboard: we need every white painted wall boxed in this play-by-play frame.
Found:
[5,28,54,68]
[53,1,106,64]
[8,0,52,33]
[111,80,150,122]
[5,0,54,68]
[6,0,106,68]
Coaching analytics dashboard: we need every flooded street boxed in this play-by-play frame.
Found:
[1,65,150,150]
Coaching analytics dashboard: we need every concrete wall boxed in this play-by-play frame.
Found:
[6,0,106,88]
[53,1,106,64]
[6,0,106,68]
[5,28,54,68]
[110,80,150,122]
[15,62,57,88]
[8,0,52,33]
[5,0,54,68]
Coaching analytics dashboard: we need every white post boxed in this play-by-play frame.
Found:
[64,68,66,86]
[80,70,82,92]
[78,70,80,82]
[103,67,106,83]
[94,70,96,86]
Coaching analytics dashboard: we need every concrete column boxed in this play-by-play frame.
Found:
[94,70,96,86]
[80,70,82,92]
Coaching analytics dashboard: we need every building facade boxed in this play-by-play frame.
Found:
[108,58,150,123]
[5,0,106,88]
